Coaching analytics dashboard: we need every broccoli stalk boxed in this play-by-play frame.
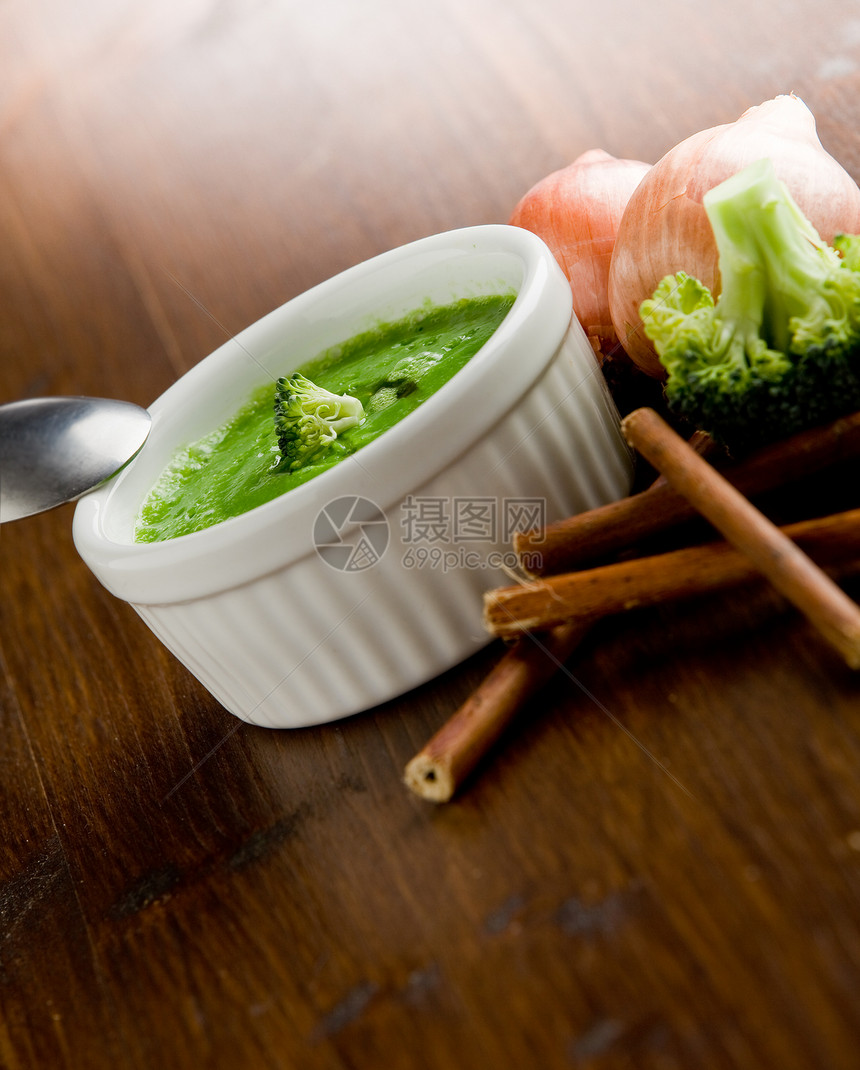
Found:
[640,157,860,453]
[274,373,364,472]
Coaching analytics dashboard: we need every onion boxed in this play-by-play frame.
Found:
[508,149,650,360]
[608,94,860,378]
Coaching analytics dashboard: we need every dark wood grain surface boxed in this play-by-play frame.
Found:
[3,2,860,1067]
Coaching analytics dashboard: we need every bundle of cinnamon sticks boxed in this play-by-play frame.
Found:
[404,407,860,803]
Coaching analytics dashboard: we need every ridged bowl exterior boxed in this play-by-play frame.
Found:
[132,327,630,728]
[73,226,634,728]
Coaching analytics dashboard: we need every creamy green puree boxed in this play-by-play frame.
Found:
[135,294,515,542]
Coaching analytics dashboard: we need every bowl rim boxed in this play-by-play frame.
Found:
[72,223,575,604]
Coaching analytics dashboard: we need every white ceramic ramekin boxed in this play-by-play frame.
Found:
[73,225,634,728]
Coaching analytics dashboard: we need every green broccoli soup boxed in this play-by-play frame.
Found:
[134,293,515,542]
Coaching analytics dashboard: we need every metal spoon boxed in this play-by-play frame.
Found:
[0,396,151,523]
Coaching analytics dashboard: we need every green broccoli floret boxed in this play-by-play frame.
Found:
[640,157,860,453]
[274,373,364,471]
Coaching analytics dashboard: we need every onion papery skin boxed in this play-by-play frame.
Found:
[509,149,651,360]
[608,95,860,378]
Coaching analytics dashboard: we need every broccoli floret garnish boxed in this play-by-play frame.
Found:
[640,157,860,453]
[274,373,364,471]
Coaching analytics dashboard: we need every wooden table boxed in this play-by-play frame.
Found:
[3,2,860,1067]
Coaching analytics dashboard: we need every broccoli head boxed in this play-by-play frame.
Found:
[640,157,860,453]
[274,373,364,471]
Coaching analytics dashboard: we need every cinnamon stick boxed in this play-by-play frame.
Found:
[623,408,860,669]
[403,622,589,802]
[413,505,860,801]
[484,507,860,638]
[403,439,708,804]
[515,408,860,575]
[409,412,860,802]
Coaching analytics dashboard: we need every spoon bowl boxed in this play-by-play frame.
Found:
[0,397,151,523]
